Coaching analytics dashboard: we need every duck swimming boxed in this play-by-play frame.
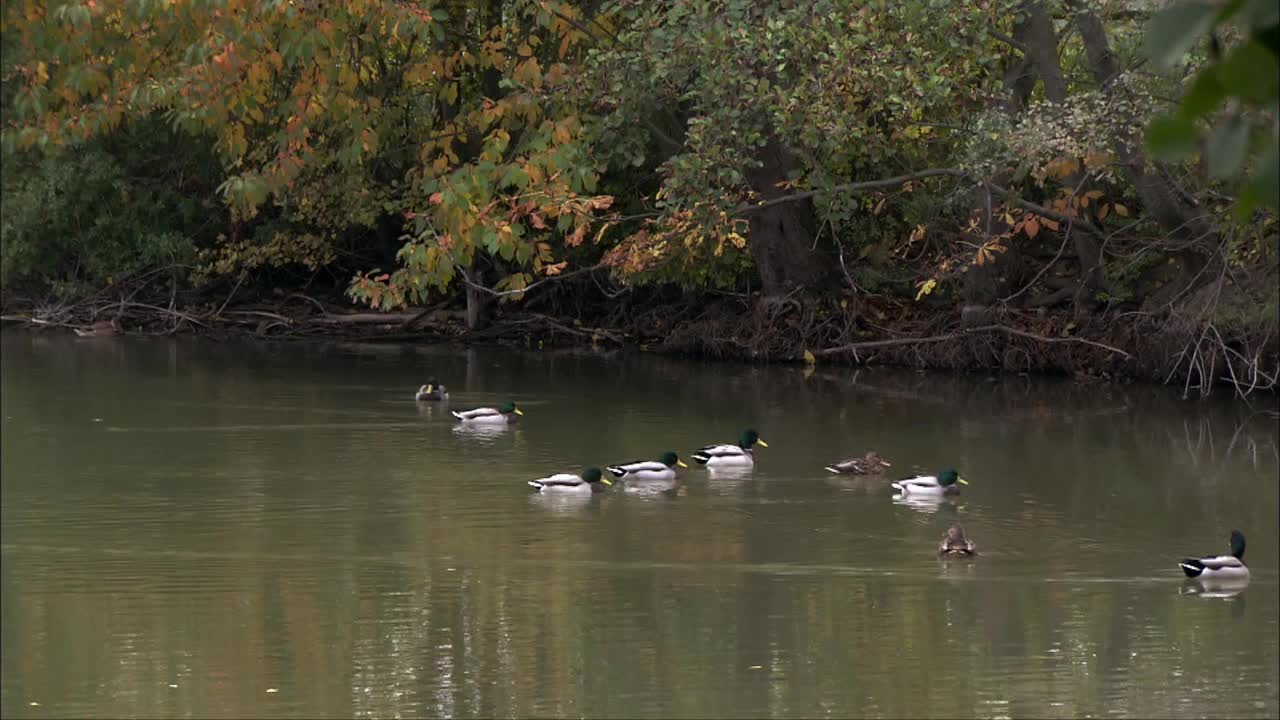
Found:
[692,429,768,468]
[1179,530,1249,581]
[824,450,892,475]
[527,468,612,495]
[607,451,687,483]
[415,379,448,401]
[452,401,522,424]
[891,469,969,495]
[938,524,977,556]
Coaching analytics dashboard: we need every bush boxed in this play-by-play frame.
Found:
[1,146,198,294]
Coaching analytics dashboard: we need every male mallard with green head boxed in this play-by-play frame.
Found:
[607,451,688,483]
[452,401,522,424]
[824,450,892,475]
[415,379,449,401]
[938,524,977,556]
[891,468,969,495]
[1179,530,1249,581]
[692,429,768,468]
[527,468,612,495]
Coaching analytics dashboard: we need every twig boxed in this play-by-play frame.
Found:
[212,272,246,318]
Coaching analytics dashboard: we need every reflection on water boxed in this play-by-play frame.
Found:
[1,331,1277,719]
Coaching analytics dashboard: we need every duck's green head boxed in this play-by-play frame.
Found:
[499,401,523,415]
[1230,529,1246,559]
[939,469,968,487]
[659,451,688,468]
[741,429,768,449]
[583,467,611,485]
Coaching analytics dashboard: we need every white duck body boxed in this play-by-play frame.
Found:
[527,470,610,495]
[891,469,967,496]
[891,476,947,495]
[452,405,520,425]
[696,444,756,467]
[608,460,678,482]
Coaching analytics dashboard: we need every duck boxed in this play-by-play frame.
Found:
[891,468,969,495]
[1179,530,1249,581]
[452,401,522,424]
[527,468,612,495]
[415,379,449,401]
[692,429,768,468]
[608,452,687,491]
[938,524,977,556]
[824,450,892,475]
[74,319,120,338]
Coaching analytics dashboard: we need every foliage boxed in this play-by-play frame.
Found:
[0,0,1274,337]
[587,0,1007,287]
[1145,0,1280,214]
[0,131,203,292]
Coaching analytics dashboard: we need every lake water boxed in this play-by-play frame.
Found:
[1,331,1277,719]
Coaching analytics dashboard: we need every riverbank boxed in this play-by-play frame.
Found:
[3,282,1276,402]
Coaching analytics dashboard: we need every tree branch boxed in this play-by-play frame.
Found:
[738,167,1103,235]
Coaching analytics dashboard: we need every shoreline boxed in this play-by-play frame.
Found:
[4,291,1276,401]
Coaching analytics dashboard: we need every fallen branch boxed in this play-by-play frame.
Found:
[812,323,1132,360]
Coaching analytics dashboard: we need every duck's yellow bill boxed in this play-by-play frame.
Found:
[425,385,434,393]
[514,408,524,415]
[601,477,613,485]
[756,439,769,447]
[957,477,969,485]
[677,459,688,467]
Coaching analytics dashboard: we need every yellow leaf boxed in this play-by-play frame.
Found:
[915,278,937,301]
[1097,203,1110,220]
[1114,203,1129,217]
[803,349,816,365]
[1025,217,1040,238]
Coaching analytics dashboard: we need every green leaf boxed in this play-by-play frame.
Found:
[1179,70,1224,119]
[1145,2,1219,70]
[1217,41,1280,102]
[1148,116,1199,161]
[1206,115,1250,179]
[1238,140,1279,216]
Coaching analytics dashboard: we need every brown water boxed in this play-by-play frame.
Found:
[1,331,1277,719]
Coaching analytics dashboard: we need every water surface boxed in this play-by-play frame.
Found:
[2,332,1277,718]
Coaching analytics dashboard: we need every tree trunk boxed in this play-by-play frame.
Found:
[465,275,489,331]
[743,135,829,295]
[1012,1,1107,313]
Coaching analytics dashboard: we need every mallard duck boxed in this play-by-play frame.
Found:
[74,319,119,338]
[692,429,768,468]
[527,467,612,495]
[824,451,892,475]
[1179,530,1249,581]
[607,451,687,483]
[415,379,449,401]
[891,468,969,495]
[938,524,977,555]
[452,401,522,424]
